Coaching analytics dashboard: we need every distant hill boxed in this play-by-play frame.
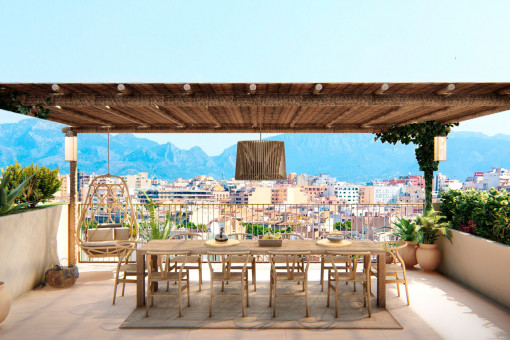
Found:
[1,118,509,183]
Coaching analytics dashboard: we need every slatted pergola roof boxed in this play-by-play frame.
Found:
[1,82,509,134]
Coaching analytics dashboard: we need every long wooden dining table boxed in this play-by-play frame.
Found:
[136,239,388,308]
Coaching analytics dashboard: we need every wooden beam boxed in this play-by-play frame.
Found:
[444,106,510,124]
[62,125,383,134]
[94,106,150,126]
[289,107,309,127]
[398,107,458,126]
[325,106,359,128]
[25,93,510,107]
[498,87,510,96]
[374,84,389,95]
[361,106,410,127]
[201,106,222,128]
[62,107,114,126]
[146,105,187,127]
[249,106,258,127]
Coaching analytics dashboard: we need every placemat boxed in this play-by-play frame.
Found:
[205,239,241,247]
[316,239,352,248]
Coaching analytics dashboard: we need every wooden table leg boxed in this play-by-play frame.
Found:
[377,254,386,308]
[136,251,145,307]
[151,254,158,292]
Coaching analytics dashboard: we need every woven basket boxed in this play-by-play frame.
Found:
[45,265,79,288]
[258,239,282,247]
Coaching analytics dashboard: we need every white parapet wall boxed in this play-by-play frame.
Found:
[437,229,510,309]
[0,205,69,299]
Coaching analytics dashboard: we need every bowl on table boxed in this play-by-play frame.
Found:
[327,235,347,243]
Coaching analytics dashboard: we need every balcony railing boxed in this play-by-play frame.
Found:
[77,203,424,262]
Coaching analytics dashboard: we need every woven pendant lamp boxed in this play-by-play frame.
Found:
[235,140,287,180]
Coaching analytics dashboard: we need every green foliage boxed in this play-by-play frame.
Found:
[138,192,172,240]
[334,220,352,231]
[2,162,62,208]
[243,223,292,236]
[0,172,36,216]
[175,222,208,232]
[0,91,51,119]
[385,217,420,243]
[416,209,451,244]
[374,121,458,210]
[440,189,510,245]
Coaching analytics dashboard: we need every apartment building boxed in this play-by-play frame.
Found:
[326,183,359,204]
[434,173,463,193]
[359,185,402,204]
[463,172,485,190]
[122,172,151,189]
[230,186,272,204]
[397,185,425,204]
[483,168,509,190]
[303,185,327,202]
[140,188,214,203]
[271,185,308,204]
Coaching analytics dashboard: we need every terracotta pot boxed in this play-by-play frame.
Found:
[416,243,441,271]
[0,281,11,324]
[398,241,418,269]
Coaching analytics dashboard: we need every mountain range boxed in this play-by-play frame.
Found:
[1,118,510,183]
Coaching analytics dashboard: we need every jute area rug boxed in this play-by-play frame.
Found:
[121,282,402,329]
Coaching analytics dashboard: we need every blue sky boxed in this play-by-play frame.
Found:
[1,1,509,155]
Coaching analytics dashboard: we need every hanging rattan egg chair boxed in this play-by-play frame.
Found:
[76,174,139,258]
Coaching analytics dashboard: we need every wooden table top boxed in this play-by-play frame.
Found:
[138,239,387,255]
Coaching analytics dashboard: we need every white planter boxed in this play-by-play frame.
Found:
[437,229,510,309]
[0,205,68,299]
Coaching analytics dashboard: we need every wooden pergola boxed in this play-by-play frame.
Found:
[1,82,510,264]
[1,82,510,133]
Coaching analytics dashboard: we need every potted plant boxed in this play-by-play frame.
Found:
[415,209,452,271]
[385,217,420,268]
[138,192,173,241]
[259,231,283,247]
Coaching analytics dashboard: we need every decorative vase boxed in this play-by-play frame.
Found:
[398,241,418,269]
[416,243,441,271]
[0,281,11,324]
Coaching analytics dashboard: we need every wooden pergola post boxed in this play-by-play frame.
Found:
[66,131,78,265]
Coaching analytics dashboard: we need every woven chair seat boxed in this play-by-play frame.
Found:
[119,263,138,273]
[371,263,404,273]
[211,272,246,282]
[329,271,368,282]
[151,271,188,282]
[272,271,306,282]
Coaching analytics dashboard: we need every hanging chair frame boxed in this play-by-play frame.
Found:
[76,174,140,258]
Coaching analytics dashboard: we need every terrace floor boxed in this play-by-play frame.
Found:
[1,263,509,340]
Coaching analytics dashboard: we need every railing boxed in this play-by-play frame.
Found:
[77,203,424,263]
